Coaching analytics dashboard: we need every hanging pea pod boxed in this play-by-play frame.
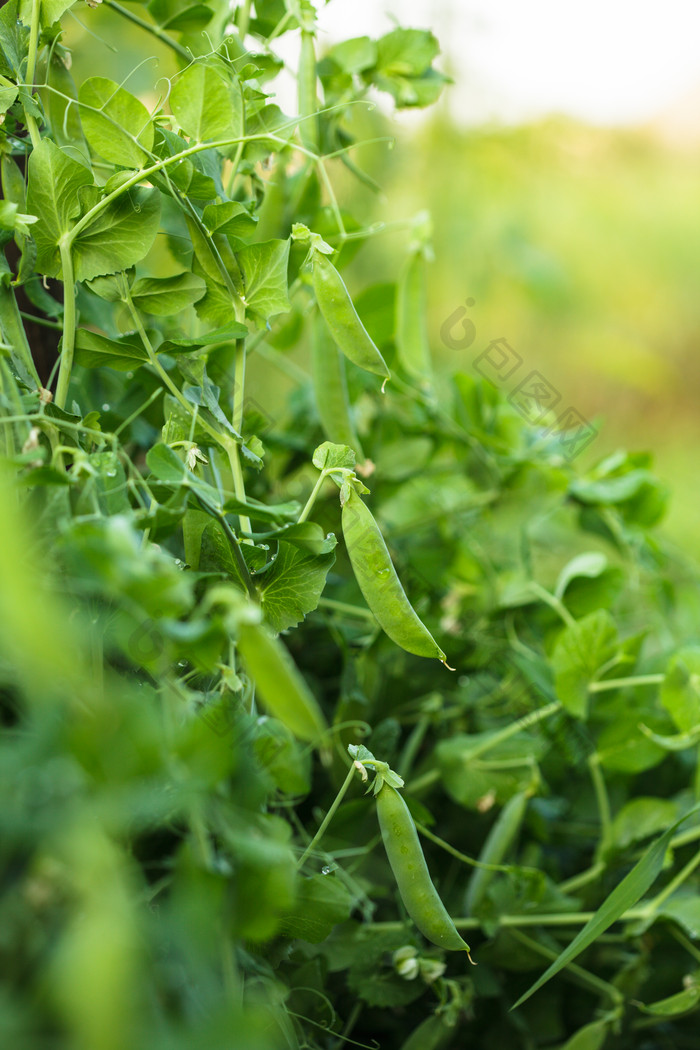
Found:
[298,29,319,153]
[396,247,432,384]
[341,483,448,664]
[376,782,470,952]
[312,251,390,381]
[311,311,365,460]
[465,791,529,915]
[236,620,328,743]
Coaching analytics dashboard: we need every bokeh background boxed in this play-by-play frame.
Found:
[63,0,700,549]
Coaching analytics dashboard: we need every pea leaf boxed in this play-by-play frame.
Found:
[560,1020,609,1050]
[330,36,377,74]
[436,732,546,810]
[237,239,291,323]
[661,895,700,939]
[19,0,75,27]
[148,0,214,32]
[78,77,154,168]
[157,322,249,355]
[511,805,700,1009]
[258,537,336,632]
[74,329,149,370]
[661,649,700,733]
[610,797,678,850]
[26,139,93,278]
[170,61,243,147]
[635,983,700,1018]
[278,875,354,943]
[554,552,608,601]
[202,201,258,240]
[312,441,356,472]
[130,272,206,316]
[0,0,27,76]
[551,610,618,718]
[70,188,160,281]
[0,73,17,114]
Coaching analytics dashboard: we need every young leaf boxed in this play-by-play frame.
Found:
[170,62,243,146]
[202,201,258,240]
[130,273,206,316]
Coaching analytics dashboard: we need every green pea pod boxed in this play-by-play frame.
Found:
[465,791,528,915]
[341,485,447,663]
[298,30,319,153]
[312,252,390,381]
[376,782,470,953]
[396,248,432,383]
[236,621,327,742]
[311,312,365,460]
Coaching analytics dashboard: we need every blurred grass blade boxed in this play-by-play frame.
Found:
[512,805,700,1010]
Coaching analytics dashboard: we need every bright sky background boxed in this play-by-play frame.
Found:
[315,0,700,126]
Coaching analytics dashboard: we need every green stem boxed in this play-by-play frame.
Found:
[558,862,606,896]
[63,130,316,251]
[529,581,577,628]
[408,701,561,794]
[369,905,652,934]
[316,597,376,620]
[0,283,41,388]
[508,928,623,1005]
[589,674,664,693]
[253,339,310,383]
[19,311,63,331]
[298,470,328,524]
[668,925,700,966]
[237,0,252,39]
[104,0,191,59]
[398,715,430,779]
[195,495,257,600]
[24,0,42,148]
[229,339,251,536]
[297,763,357,869]
[647,845,700,912]
[55,240,76,409]
[589,753,612,856]
[414,819,534,878]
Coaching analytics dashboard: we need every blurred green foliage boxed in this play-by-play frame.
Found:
[358,114,700,551]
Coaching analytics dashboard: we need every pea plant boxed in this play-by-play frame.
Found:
[2,2,700,1049]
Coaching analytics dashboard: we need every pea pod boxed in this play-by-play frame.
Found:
[465,791,528,915]
[312,251,390,380]
[311,312,364,459]
[376,782,470,952]
[396,248,432,383]
[236,620,327,742]
[341,484,447,663]
[298,29,319,153]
